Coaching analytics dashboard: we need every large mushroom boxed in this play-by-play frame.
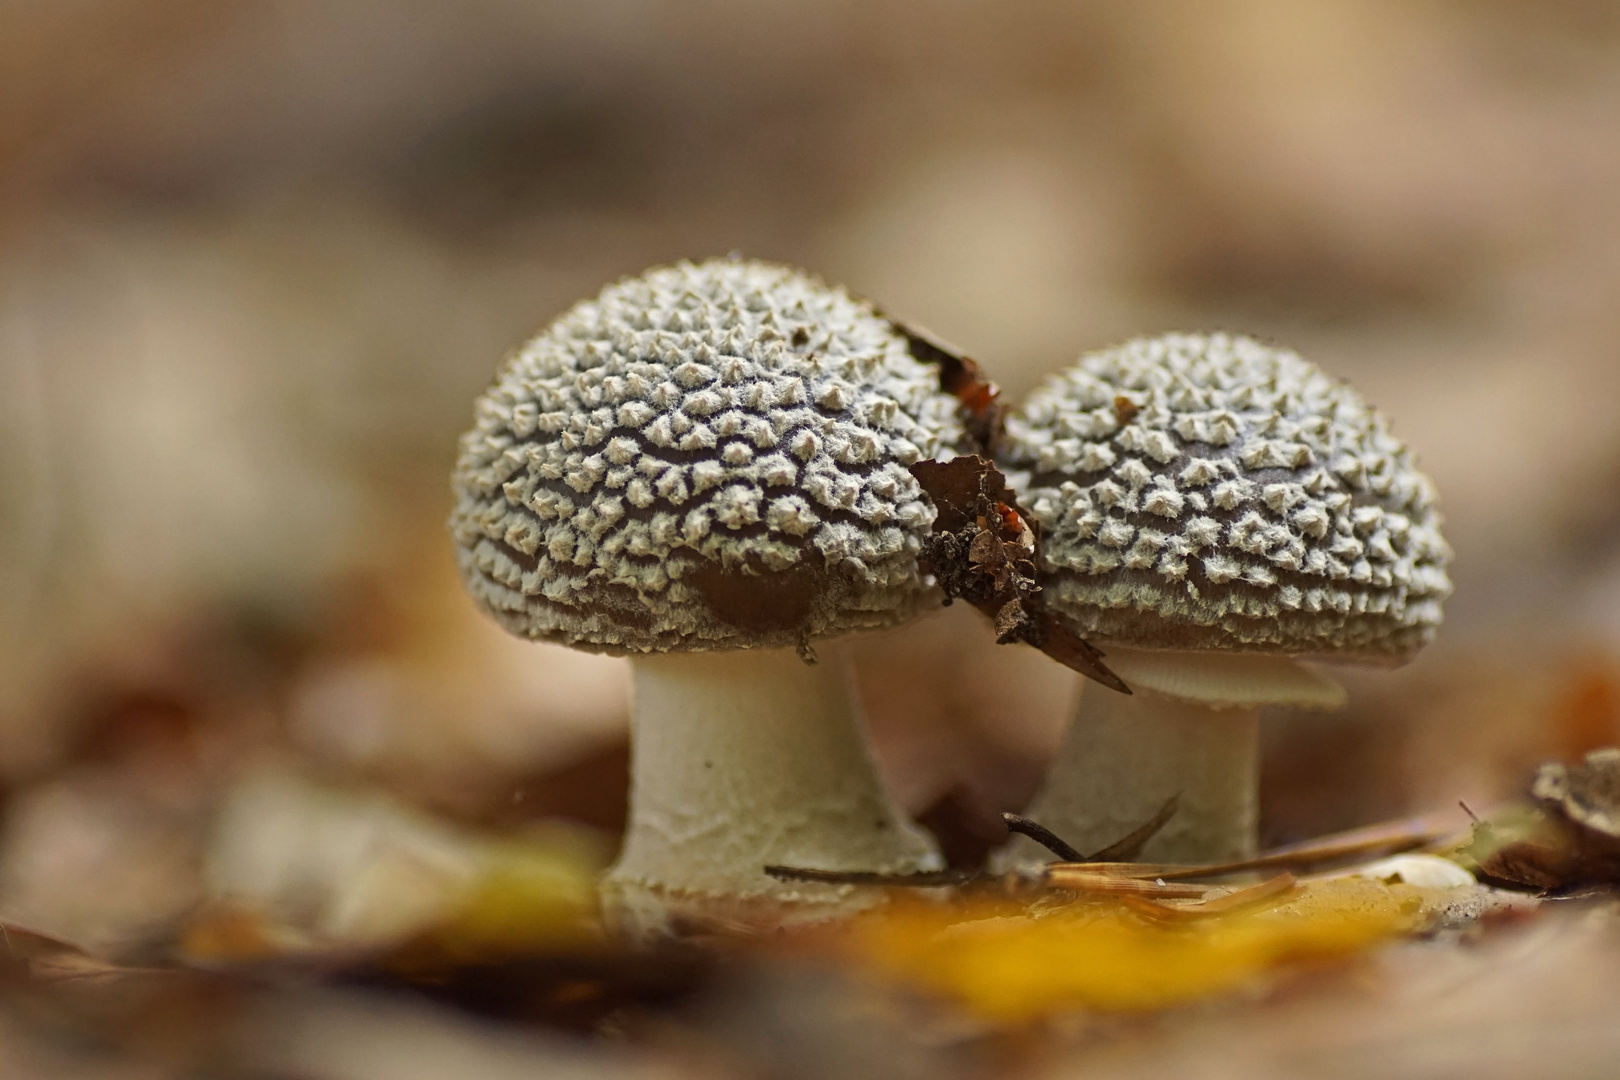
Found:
[995,333,1451,866]
[449,258,973,934]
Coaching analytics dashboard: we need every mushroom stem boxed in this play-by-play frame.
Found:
[996,649,1347,871]
[601,645,942,936]
[998,688,1260,870]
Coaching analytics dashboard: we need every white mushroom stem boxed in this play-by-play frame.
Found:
[997,649,1345,869]
[601,645,942,936]
[1007,690,1261,867]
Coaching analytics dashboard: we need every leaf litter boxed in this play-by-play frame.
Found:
[0,769,1584,1078]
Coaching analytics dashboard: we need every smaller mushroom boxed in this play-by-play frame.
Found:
[994,333,1451,867]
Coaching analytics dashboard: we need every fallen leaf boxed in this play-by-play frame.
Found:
[1451,748,1620,891]
[1455,803,1620,892]
[835,879,1423,1020]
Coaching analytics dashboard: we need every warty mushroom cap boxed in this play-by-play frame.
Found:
[999,333,1452,660]
[450,258,971,654]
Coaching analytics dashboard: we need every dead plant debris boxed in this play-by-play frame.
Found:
[909,455,1128,692]
[891,320,1005,453]
[1455,747,1620,892]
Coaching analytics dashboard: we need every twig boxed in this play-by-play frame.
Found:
[1002,795,1180,864]
[762,866,978,888]
[1001,813,1085,862]
[764,800,1179,891]
[1044,869,1209,898]
[1086,796,1181,862]
[1051,814,1450,882]
[1120,873,1297,922]
[1257,816,1448,864]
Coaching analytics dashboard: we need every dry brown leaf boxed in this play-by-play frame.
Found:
[1452,749,1620,891]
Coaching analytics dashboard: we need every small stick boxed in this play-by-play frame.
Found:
[1044,868,1210,898]
[767,812,1441,893]
[1255,816,1447,865]
[1002,795,1179,864]
[1121,873,1297,922]
[763,800,1178,890]
[1052,815,1448,882]
[762,866,978,888]
[1001,813,1086,862]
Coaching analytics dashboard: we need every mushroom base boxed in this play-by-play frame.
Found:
[600,878,888,940]
[995,687,1260,870]
[602,646,942,939]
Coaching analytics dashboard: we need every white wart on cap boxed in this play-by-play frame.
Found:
[1000,332,1451,660]
[450,259,970,652]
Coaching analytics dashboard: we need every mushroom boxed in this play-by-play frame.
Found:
[449,258,972,934]
[994,333,1451,866]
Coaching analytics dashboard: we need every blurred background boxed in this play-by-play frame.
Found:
[3,0,1620,959]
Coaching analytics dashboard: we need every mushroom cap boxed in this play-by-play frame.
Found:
[450,258,970,654]
[999,333,1451,660]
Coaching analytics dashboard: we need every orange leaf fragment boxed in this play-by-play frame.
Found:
[834,879,1422,1020]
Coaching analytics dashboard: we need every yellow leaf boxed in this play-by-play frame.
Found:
[391,830,609,970]
[836,878,1439,1020]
